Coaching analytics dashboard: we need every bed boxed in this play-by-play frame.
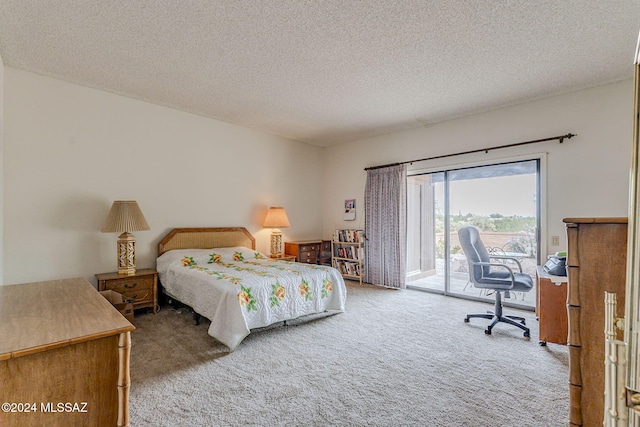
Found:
[156,227,347,351]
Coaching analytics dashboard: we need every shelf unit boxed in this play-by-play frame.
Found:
[332,229,364,285]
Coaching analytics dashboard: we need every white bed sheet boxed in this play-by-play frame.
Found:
[156,247,347,351]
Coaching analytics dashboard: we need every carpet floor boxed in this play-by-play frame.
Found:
[129,281,569,426]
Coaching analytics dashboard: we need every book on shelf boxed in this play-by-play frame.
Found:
[334,229,365,243]
[334,245,363,260]
[345,246,353,259]
[334,260,361,276]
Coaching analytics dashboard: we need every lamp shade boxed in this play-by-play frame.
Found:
[263,207,291,228]
[101,201,150,233]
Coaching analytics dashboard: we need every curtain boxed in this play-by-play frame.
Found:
[364,164,407,289]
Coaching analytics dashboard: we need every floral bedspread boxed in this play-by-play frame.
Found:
[156,247,347,351]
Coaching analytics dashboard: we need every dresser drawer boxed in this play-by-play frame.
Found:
[298,252,318,264]
[298,243,320,252]
[105,275,154,294]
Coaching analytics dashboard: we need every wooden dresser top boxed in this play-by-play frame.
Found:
[563,217,628,224]
[0,278,134,360]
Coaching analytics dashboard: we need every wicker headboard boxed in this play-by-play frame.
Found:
[158,227,256,256]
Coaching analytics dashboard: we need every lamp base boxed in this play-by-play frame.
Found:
[270,230,283,258]
[117,232,137,276]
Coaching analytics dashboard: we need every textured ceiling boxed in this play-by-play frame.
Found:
[0,1,639,147]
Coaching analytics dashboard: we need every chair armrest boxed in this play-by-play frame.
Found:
[469,260,517,289]
[488,255,523,272]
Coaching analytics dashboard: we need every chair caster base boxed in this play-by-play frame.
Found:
[466,313,530,339]
[506,315,526,326]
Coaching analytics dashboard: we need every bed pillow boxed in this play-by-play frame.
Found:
[206,247,268,263]
[158,247,267,268]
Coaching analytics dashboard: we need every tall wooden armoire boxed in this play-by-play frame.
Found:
[563,217,628,426]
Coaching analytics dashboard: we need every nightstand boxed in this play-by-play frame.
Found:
[96,268,158,314]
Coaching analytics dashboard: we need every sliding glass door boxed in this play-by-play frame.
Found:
[407,172,445,292]
[406,159,539,309]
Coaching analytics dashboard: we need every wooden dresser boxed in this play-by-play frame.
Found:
[563,217,627,427]
[0,278,134,427]
[285,240,323,264]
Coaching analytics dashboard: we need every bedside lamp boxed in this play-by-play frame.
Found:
[263,207,291,258]
[102,200,150,275]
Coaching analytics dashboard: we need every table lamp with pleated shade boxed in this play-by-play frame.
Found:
[102,200,150,275]
[263,207,291,258]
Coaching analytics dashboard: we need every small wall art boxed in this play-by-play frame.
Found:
[344,199,356,221]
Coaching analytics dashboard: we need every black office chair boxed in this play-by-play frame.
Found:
[458,225,533,338]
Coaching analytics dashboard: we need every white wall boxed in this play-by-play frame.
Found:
[322,79,634,258]
[3,68,324,285]
[4,69,633,285]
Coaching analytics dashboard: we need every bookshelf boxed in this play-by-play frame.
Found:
[332,229,364,285]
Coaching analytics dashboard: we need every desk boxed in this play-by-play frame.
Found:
[0,278,134,426]
[536,266,568,345]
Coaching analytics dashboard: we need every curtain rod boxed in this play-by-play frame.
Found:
[363,133,576,171]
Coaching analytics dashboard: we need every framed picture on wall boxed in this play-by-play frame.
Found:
[344,199,356,221]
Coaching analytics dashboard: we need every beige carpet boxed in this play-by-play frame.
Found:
[129,281,569,426]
